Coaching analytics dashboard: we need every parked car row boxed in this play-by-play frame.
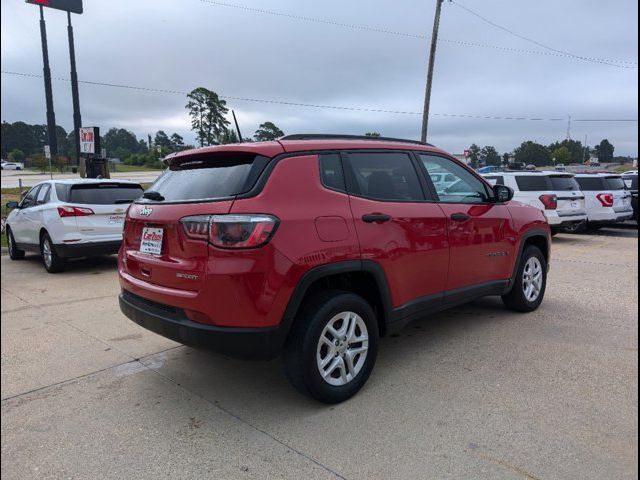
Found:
[5,179,144,272]
[482,171,635,233]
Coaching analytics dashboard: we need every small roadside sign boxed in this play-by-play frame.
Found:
[79,127,97,154]
[44,145,51,159]
[101,148,107,159]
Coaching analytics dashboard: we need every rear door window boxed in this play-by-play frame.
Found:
[145,153,269,202]
[345,152,424,201]
[57,183,144,204]
[576,177,606,191]
[549,176,580,191]
[604,177,626,190]
[319,154,346,192]
[515,176,551,191]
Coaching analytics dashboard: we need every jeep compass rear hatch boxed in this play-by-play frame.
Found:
[122,152,270,292]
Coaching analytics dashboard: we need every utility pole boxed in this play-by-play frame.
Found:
[566,115,572,140]
[67,11,82,166]
[421,0,445,143]
[39,6,58,158]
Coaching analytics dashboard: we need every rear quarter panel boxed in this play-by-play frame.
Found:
[229,154,361,327]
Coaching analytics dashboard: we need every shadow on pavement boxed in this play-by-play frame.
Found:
[140,296,515,411]
[18,253,118,273]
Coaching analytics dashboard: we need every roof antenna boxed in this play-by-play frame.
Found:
[232,110,243,142]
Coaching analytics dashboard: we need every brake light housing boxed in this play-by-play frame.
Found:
[180,214,279,249]
[58,206,95,217]
[596,193,614,207]
[539,194,558,210]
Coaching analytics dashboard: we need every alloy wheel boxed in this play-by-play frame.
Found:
[522,257,543,302]
[316,311,369,387]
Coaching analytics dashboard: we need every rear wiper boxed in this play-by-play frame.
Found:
[143,191,165,201]
[114,199,134,204]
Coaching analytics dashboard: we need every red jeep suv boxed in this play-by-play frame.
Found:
[118,134,551,403]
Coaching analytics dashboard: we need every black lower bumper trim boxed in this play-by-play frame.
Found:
[54,241,121,258]
[119,291,286,360]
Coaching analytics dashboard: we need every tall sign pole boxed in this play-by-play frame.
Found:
[38,5,58,157]
[421,0,444,143]
[67,11,82,166]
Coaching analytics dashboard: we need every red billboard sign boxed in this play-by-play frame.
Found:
[26,0,83,14]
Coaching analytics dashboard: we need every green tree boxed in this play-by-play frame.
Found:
[103,128,140,158]
[502,152,510,167]
[154,130,173,150]
[480,146,501,166]
[219,128,240,144]
[514,141,551,167]
[551,146,571,165]
[185,87,229,147]
[467,144,481,169]
[365,132,381,137]
[254,122,284,142]
[8,148,25,162]
[594,139,614,162]
[170,133,185,151]
[548,139,584,164]
[30,153,47,173]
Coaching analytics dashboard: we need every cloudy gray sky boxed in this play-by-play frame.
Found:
[1,0,638,155]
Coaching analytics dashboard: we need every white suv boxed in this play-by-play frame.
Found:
[5,179,144,272]
[483,171,587,234]
[574,173,634,230]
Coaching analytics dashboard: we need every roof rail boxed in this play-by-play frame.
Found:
[279,134,434,147]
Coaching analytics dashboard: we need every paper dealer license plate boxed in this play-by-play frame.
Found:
[140,227,163,255]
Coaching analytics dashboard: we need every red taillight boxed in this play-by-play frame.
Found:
[180,214,279,249]
[596,193,614,207]
[539,194,558,210]
[57,206,95,217]
[181,216,211,241]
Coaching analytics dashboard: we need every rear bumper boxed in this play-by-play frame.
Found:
[546,213,586,227]
[587,210,634,224]
[54,240,121,258]
[119,290,287,360]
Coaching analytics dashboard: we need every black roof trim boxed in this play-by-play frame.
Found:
[280,134,434,147]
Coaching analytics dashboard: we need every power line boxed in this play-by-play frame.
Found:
[197,0,637,68]
[450,0,637,68]
[2,70,637,123]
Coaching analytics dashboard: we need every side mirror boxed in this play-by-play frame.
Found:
[493,185,514,203]
[6,201,19,210]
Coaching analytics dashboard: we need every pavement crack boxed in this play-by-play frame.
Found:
[469,449,542,480]
[0,346,183,403]
[1,293,119,314]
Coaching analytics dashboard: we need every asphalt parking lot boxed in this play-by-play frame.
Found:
[1,229,638,480]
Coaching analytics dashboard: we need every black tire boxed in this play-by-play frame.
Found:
[40,232,65,273]
[502,245,547,312]
[586,223,602,231]
[283,290,379,404]
[6,228,25,260]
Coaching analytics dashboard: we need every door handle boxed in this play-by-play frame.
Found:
[450,213,471,222]
[362,213,392,223]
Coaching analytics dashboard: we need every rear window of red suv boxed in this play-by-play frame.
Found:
[145,153,269,202]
